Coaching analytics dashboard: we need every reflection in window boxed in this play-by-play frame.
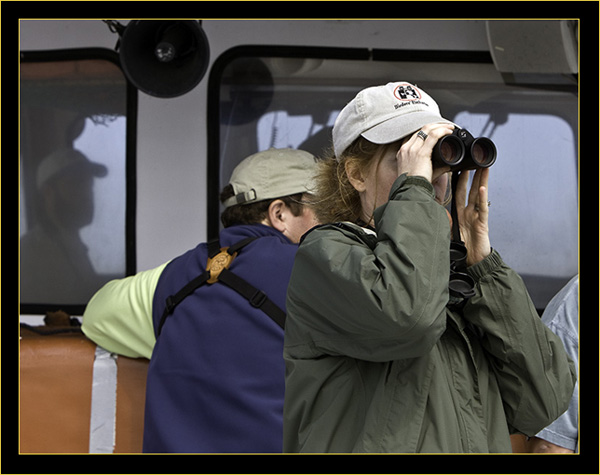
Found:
[20,52,132,310]
[452,110,578,306]
[453,112,577,273]
[257,110,338,151]
[74,116,127,275]
[214,52,577,310]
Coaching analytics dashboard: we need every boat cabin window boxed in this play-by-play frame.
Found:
[20,49,136,315]
[210,47,578,311]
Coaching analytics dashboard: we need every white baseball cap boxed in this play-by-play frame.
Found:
[222,148,318,208]
[332,81,454,158]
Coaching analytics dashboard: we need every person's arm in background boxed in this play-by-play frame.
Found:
[82,263,169,359]
[529,276,579,453]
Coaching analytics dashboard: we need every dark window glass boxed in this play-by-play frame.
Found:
[210,48,577,310]
[20,49,136,314]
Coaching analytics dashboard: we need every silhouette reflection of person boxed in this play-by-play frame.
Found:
[20,148,107,305]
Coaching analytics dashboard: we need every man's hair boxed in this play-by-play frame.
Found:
[220,184,305,228]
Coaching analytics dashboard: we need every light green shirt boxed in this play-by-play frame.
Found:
[81,263,169,359]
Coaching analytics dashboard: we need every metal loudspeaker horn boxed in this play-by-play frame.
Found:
[118,20,210,98]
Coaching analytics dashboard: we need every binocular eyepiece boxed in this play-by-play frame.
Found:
[448,241,476,306]
[432,128,496,171]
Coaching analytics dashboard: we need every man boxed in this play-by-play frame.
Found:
[20,148,108,304]
[82,148,319,453]
[528,276,579,453]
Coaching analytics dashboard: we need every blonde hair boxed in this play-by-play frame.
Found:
[311,137,400,224]
[311,137,452,225]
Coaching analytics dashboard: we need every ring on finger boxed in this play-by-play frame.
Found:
[474,200,491,211]
[417,130,428,141]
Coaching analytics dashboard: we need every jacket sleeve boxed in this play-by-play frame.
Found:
[81,262,168,359]
[463,252,577,436]
[285,174,449,362]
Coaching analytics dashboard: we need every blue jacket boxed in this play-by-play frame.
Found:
[144,224,297,453]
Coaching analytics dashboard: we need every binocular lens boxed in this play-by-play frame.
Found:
[450,241,468,268]
[432,129,497,171]
[448,241,476,301]
[435,135,465,166]
[448,272,476,299]
[470,138,497,167]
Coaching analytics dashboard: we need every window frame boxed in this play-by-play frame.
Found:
[206,45,578,312]
[206,46,501,239]
[19,48,137,316]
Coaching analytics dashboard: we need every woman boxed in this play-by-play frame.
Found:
[282,82,576,453]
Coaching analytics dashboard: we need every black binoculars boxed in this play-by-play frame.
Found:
[448,241,476,306]
[432,128,496,171]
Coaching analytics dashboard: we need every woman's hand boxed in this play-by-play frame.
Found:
[454,168,491,266]
[396,123,454,182]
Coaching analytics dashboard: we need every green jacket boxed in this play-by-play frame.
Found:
[283,174,576,453]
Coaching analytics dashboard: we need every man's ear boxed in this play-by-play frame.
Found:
[265,199,287,233]
[345,159,367,193]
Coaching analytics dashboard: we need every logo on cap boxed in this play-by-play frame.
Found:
[393,84,421,101]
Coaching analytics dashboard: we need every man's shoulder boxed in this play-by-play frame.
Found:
[300,222,377,249]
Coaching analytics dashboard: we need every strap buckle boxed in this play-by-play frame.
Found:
[206,248,236,284]
[165,296,176,315]
[249,290,268,308]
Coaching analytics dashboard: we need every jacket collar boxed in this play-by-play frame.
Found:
[220,224,292,247]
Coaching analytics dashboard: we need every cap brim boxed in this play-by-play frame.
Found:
[361,112,455,145]
[67,161,108,179]
[88,162,108,178]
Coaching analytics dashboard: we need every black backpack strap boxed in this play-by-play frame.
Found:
[157,236,286,335]
[207,237,222,258]
[217,268,286,330]
[157,269,211,335]
[227,236,259,254]
[157,237,222,336]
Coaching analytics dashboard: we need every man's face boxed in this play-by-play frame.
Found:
[284,197,319,243]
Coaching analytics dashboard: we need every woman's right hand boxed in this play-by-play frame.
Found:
[395,123,454,182]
